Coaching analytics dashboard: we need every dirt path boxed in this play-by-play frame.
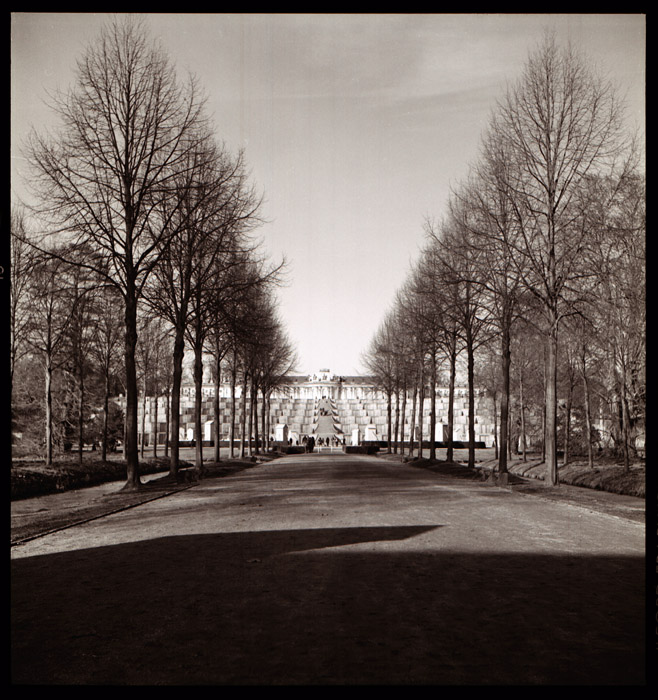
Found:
[11,453,646,685]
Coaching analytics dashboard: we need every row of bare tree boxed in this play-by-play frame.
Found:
[363,35,645,485]
[11,17,297,489]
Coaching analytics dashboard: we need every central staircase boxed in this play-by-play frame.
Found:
[313,398,341,441]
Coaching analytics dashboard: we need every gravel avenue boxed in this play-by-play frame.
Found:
[11,453,646,685]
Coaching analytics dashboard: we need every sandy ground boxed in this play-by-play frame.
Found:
[11,453,647,685]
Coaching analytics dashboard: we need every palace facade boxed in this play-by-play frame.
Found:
[125,364,498,449]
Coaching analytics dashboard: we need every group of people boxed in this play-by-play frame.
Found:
[301,434,347,452]
[319,435,344,447]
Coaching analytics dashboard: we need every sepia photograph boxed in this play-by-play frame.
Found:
[11,12,647,685]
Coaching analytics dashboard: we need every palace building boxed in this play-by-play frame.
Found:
[125,360,499,450]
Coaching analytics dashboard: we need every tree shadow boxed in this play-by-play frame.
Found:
[11,526,645,686]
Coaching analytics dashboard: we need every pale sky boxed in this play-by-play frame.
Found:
[10,13,646,376]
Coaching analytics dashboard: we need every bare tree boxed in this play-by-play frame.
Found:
[258,325,298,448]
[394,279,429,459]
[90,286,124,461]
[136,314,169,459]
[557,330,580,467]
[23,16,209,489]
[410,241,464,463]
[510,314,548,461]
[10,208,35,404]
[136,317,155,459]
[24,252,77,464]
[362,315,398,452]
[187,216,268,472]
[475,343,503,460]
[586,171,645,469]
[459,133,526,475]
[490,34,630,485]
[208,328,230,463]
[145,134,261,476]
[65,258,100,464]
[433,210,493,470]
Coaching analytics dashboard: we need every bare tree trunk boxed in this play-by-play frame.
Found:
[140,373,147,459]
[261,387,267,453]
[466,332,476,470]
[123,403,128,463]
[430,350,436,461]
[248,380,255,456]
[214,356,221,463]
[447,346,456,463]
[123,289,141,488]
[169,333,185,478]
[620,373,631,472]
[252,379,259,455]
[492,392,499,463]
[541,405,546,463]
[77,369,85,465]
[519,364,527,462]
[409,377,418,458]
[101,370,110,462]
[418,363,425,459]
[240,370,248,458]
[386,389,392,454]
[582,364,594,469]
[499,323,510,473]
[229,351,237,458]
[152,393,159,459]
[193,343,204,473]
[45,353,53,466]
[400,385,407,456]
[266,392,271,450]
[394,389,400,454]
[563,390,572,467]
[545,318,559,485]
[164,387,170,458]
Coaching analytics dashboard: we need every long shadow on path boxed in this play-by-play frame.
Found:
[11,525,645,685]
